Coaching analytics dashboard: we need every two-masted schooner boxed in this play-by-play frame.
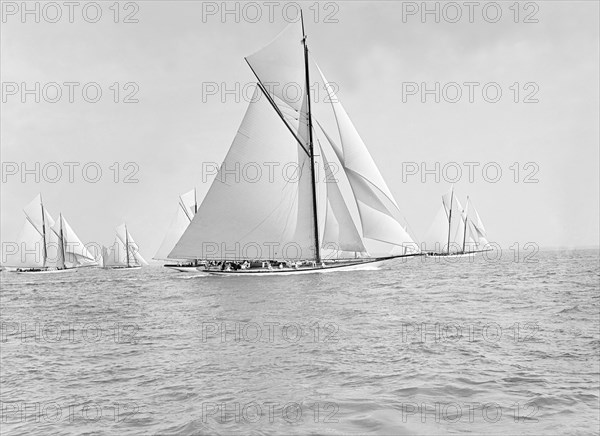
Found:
[8,194,97,274]
[154,189,205,272]
[423,186,491,257]
[168,13,421,275]
[101,223,148,270]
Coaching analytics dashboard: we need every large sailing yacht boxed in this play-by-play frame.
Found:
[423,186,491,257]
[168,13,421,275]
[8,194,96,273]
[102,223,148,270]
[154,188,205,272]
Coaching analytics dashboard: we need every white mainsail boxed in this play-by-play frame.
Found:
[423,186,463,253]
[20,194,65,268]
[170,86,316,261]
[23,194,53,235]
[102,244,116,268]
[117,224,148,267]
[103,238,127,268]
[449,194,466,252]
[5,219,45,268]
[169,18,418,262]
[154,189,198,261]
[21,194,59,267]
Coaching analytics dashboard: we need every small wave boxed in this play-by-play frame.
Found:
[557,305,581,313]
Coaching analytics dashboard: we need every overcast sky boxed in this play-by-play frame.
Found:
[1,1,599,260]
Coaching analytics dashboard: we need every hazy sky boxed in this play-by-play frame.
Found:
[1,1,599,260]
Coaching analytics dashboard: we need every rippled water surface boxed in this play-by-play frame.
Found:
[1,249,599,435]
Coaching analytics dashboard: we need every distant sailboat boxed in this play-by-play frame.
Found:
[423,186,491,257]
[102,223,148,270]
[168,13,421,275]
[8,194,96,273]
[154,189,204,272]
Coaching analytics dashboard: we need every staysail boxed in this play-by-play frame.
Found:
[315,63,417,254]
[465,198,489,249]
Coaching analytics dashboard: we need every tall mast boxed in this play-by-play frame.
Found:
[462,196,469,253]
[194,187,198,214]
[39,194,48,266]
[301,10,321,263]
[58,214,66,269]
[446,186,454,254]
[193,188,198,266]
[125,224,130,268]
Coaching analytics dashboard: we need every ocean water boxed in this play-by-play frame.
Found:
[1,249,598,435]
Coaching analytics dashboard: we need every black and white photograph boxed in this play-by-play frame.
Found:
[1,1,599,434]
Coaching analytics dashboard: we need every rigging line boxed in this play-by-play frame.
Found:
[179,197,193,222]
[442,197,450,221]
[24,216,44,238]
[244,60,311,157]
